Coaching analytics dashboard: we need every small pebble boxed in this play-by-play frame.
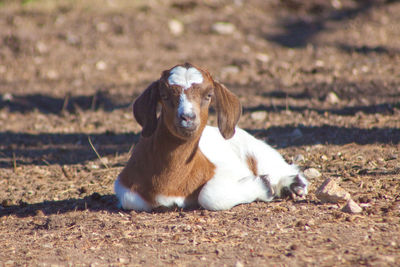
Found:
[303,168,321,179]
[342,199,363,214]
[96,61,107,70]
[35,210,46,217]
[315,60,325,67]
[118,257,129,264]
[256,53,270,63]
[325,91,340,104]
[331,0,342,9]
[212,22,236,35]
[250,111,267,121]
[316,178,351,203]
[2,93,13,102]
[168,19,184,36]
[35,41,48,54]
[321,155,329,161]
[90,164,100,169]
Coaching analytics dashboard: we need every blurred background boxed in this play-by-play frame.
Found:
[0,0,399,172]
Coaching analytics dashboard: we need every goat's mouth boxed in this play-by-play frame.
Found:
[175,124,199,138]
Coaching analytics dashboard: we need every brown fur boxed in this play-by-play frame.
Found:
[246,155,258,176]
[118,123,215,205]
[133,81,160,137]
[118,63,242,206]
[213,81,242,139]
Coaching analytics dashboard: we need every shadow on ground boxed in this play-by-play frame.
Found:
[0,193,119,218]
[266,0,392,47]
[244,102,400,116]
[247,125,400,148]
[0,91,132,114]
[0,123,398,167]
[336,43,400,56]
[0,132,140,167]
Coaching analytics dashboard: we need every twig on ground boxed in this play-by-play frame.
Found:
[88,136,109,169]
[12,152,17,172]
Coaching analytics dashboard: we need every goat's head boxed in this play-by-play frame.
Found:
[133,63,242,140]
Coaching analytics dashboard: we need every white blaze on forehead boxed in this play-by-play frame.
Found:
[178,92,193,116]
[168,66,203,90]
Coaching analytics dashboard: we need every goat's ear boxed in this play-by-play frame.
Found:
[213,81,242,139]
[133,81,160,137]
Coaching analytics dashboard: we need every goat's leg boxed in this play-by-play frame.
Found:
[228,128,309,199]
[198,172,274,211]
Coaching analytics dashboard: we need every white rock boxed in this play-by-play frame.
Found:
[90,164,99,169]
[256,53,270,63]
[331,0,342,9]
[315,60,325,67]
[303,168,321,179]
[321,154,329,161]
[325,91,340,104]
[212,22,236,35]
[36,41,48,54]
[316,178,351,203]
[342,199,363,214]
[118,257,129,264]
[250,111,267,121]
[168,19,184,36]
[361,65,369,73]
[96,61,107,70]
[2,93,13,102]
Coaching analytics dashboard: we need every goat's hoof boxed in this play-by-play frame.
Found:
[281,174,308,200]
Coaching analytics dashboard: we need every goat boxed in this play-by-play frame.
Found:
[114,63,308,211]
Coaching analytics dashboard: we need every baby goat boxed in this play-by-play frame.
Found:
[114,63,308,211]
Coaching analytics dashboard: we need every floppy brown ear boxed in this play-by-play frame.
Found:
[133,81,160,137]
[213,81,242,139]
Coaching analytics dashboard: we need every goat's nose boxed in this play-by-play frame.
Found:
[180,112,196,122]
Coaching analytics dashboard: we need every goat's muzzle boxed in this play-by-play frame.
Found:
[175,111,199,137]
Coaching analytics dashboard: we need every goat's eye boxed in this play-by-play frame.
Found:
[204,93,213,100]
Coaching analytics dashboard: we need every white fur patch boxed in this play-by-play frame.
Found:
[197,126,308,210]
[155,195,186,208]
[178,93,193,118]
[168,66,203,90]
[114,177,152,211]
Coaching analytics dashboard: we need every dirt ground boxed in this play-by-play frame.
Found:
[0,0,399,266]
